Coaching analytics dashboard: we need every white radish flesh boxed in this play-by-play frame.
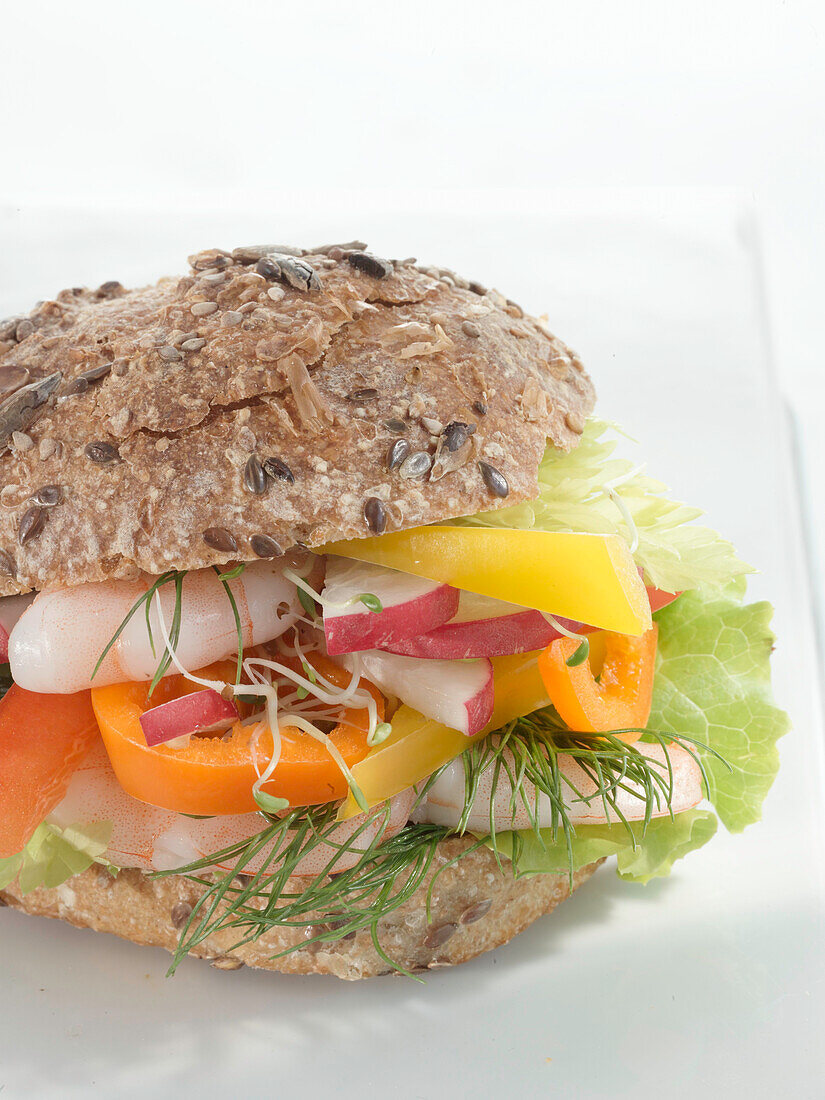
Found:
[323,557,459,655]
[344,649,494,736]
[139,690,239,747]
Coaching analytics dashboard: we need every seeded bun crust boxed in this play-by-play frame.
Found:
[0,244,595,597]
[1,839,600,980]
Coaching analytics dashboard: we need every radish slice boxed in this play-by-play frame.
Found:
[323,558,459,655]
[0,624,8,665]
[139,690,239,748]
[344,650,494,736]
[381,590,595,660]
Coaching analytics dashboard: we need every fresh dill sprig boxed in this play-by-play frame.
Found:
[154,802,455,978]
[157,712,727,975]
[213,564,245,686]
[91,569,182,684]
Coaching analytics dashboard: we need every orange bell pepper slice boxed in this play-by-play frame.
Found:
[0,685,100,857]
[91,655,382,815]
[537,625,658,743]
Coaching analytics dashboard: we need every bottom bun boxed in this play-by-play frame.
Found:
[1,838,601,980]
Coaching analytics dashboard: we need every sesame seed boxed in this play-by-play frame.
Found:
[15,319,35,341]
[461,321,481,338]
[221,311,244,327]
[159,346,183,361]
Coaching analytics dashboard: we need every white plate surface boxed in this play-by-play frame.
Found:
[1,196,823,1098]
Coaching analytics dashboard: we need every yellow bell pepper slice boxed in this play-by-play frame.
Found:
[321,526,650,637]
[338,650,553,819]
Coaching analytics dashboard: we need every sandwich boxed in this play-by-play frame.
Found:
[0,242,789,979]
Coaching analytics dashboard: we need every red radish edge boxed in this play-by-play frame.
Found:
[0,623,8,665]
[380,586,679,660]
[324,582,460,655]
[139,690,239,748]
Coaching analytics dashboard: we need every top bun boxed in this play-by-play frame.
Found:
[0,243,595,596]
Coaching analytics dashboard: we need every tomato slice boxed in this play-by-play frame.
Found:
[647,587,681,613]
[91,656,382,815]
[0,685,100,857]
[537,625,658,742]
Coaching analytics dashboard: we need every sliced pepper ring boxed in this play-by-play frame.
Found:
[537,625,658,742]
[91,655,383,815]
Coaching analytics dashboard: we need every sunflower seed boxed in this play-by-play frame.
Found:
[203,527,238,553]
[255,257,281,281]
[479,461,509,497]
[399,451,432,479]
[263,456,295,484]
[387,438,410,470]
[84,441,120,464]
[0,371,62,453]
[267,286,285,302]
[243,455,267,495]
[384,419,407,434]
[468,281,487,296]
[347,252,392,279]
[348,388,379,402]
[31,485,61,507]
[221,311,244,328]
[312,240,368,255]
[442,421,474,452]
[277,256,321,293]
[460,898,492,924]
[190,301,218,317]
[0,365,30,398]
[251,534,284,558]
[472,401,488,416]
[189,249,231,271]
[170,902,192,929]
[232,244,305,264]
[364,496,387,534]
[18,506,46,546]
[181,337,207,352]
[96,280,124,299]
[424,922,458,949]
[79,362,113,383]
[63,376,90,396]
[461,320,480,338]
[0,549,15,576]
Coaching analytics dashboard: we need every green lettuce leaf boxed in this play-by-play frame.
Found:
[489,809,718,884]
[650,586,790,832]
[0,820,114,896]
[456,418,751,596]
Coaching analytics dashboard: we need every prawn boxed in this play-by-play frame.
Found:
[48,739,415,877]
[9,554,319,695]
[411,739,704,830]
